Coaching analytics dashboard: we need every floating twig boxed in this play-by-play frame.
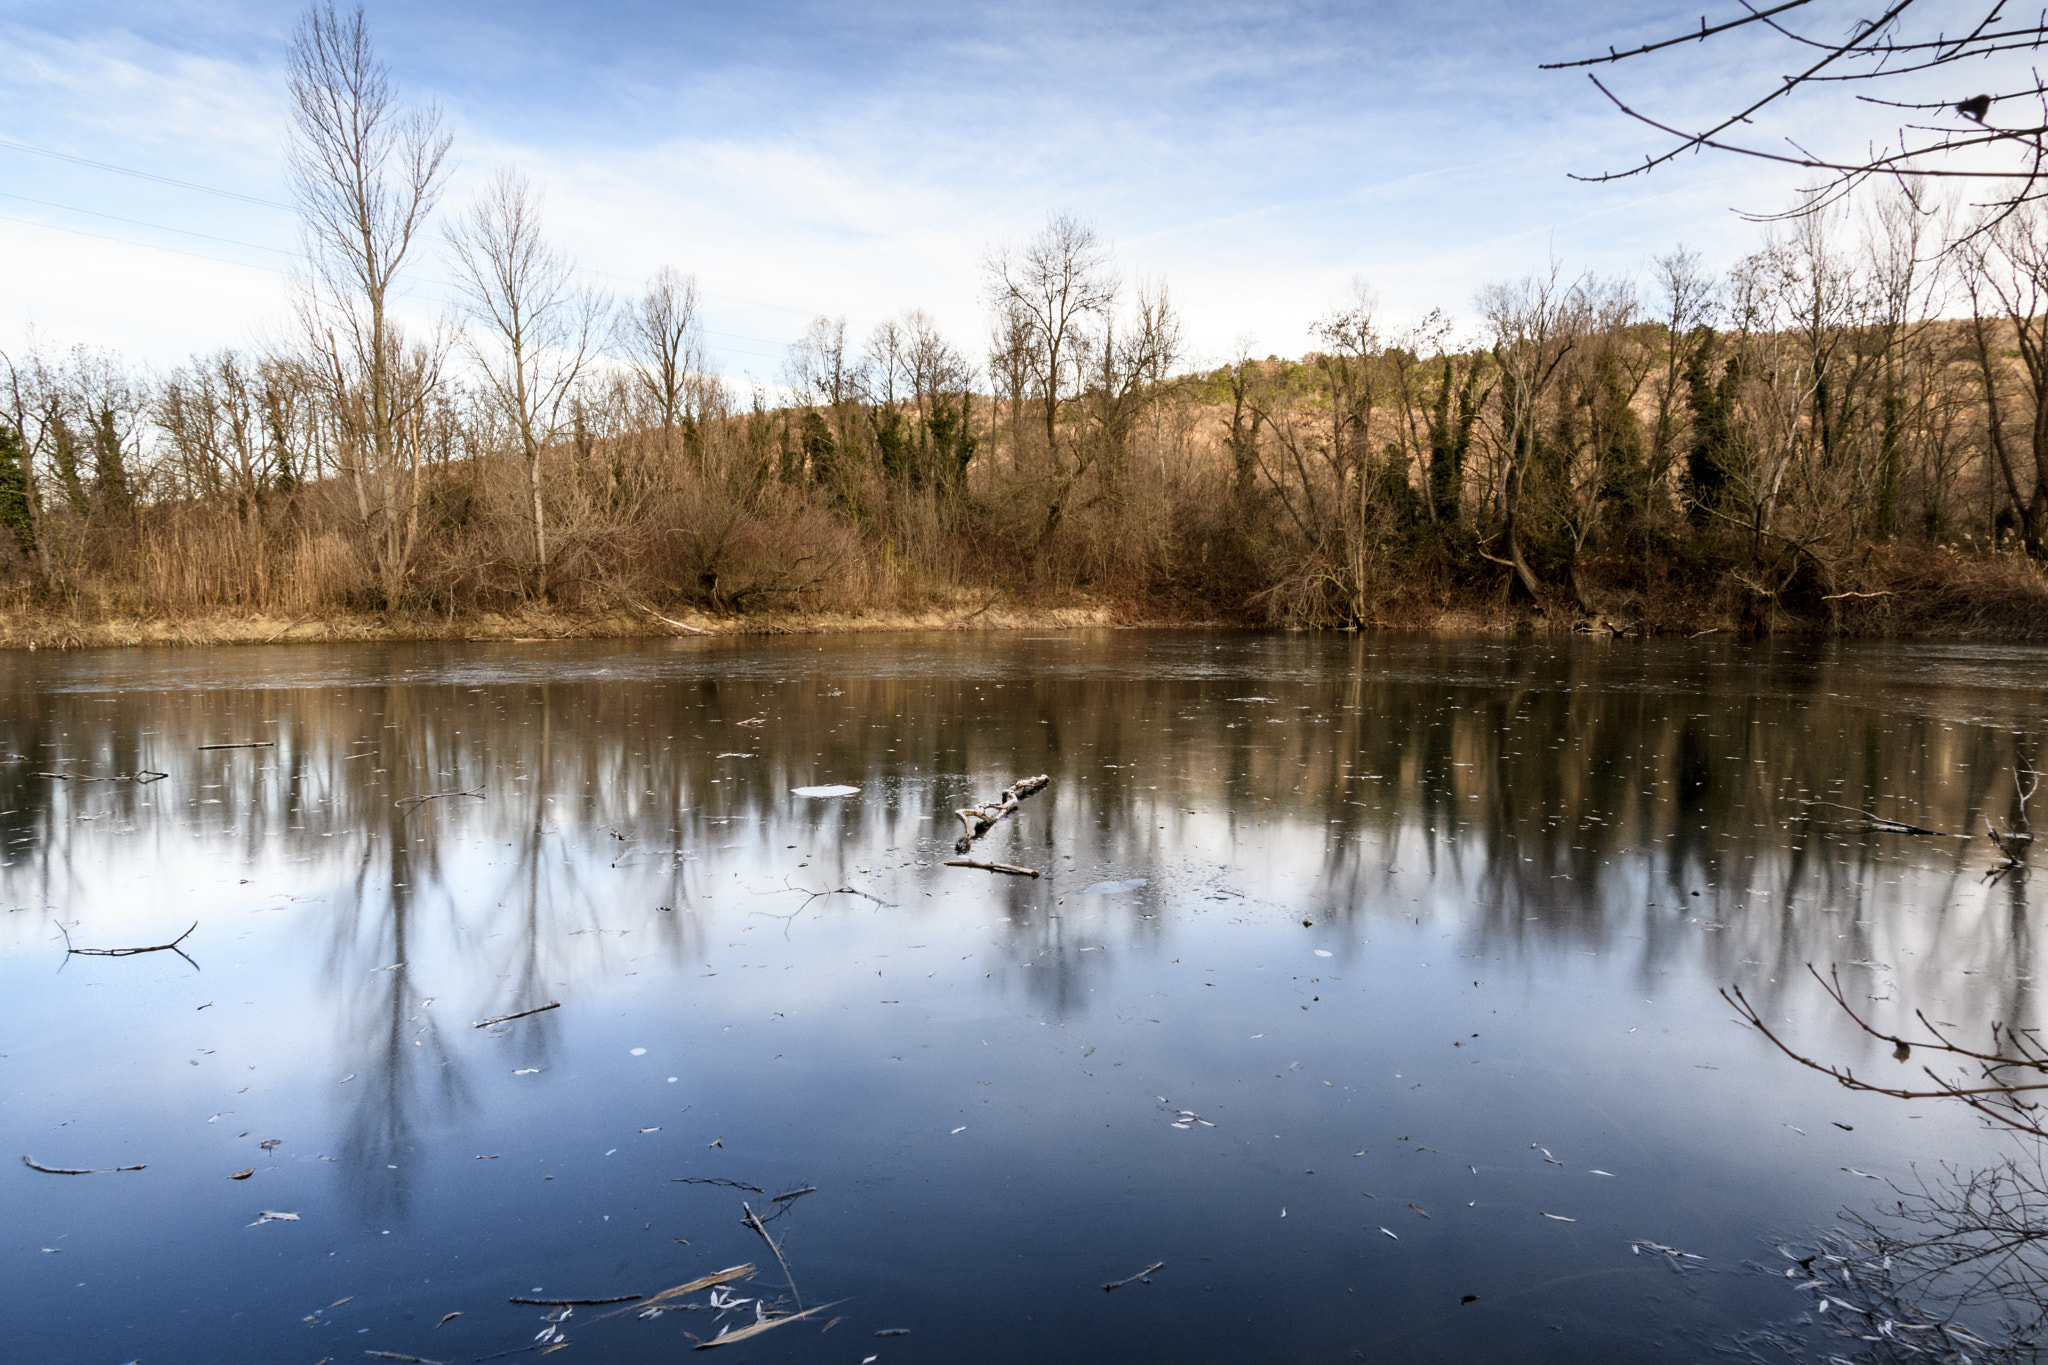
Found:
[473,1002,560,1029]
[694,1302,835,1349]
[581,1266,762,1325]
[743,1200,802,1310]
[37,770,166,784]
[64,921,198,962]
[779,875,893,908]
[22,1155,146,1174]
[945,859,1040,878]
[364,1353,443,1364]
[197,741,274,751]
[1104,1261,1165,1291]
[1803,798,1963,837]
[770,1186,817,1203]
[508,1293,641,1306]
[672,1177,764,1192]
[396,784,485,812]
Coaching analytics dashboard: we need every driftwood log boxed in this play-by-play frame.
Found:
[953,775,1049,854]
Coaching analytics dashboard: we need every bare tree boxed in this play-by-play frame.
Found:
[287,0,452,611]
[1648,246,1718,496]
[1478,265,1587,605]
[446,169,606,596]
[1547,2,2048,224]
[983,214,1118,473]
[783,315,853,490]
[616,266,706,461]
[1961,204,2048,554]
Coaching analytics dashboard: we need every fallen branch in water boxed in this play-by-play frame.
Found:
[22,1155,146,1174]
[946,858,1040,878]
[574,1266,762,1326]
[473,1001,560,1029]
[197,741,273,751]
[694,1302,836,1349]
[743,1199,802,1310]
[396,784,485,811]
[1104,1261,1165,1291]
[38,770,167,784]
[62,921,197,959]
[1803,798,1966,838]
[952,774,1050,854]
[778,875,893,908]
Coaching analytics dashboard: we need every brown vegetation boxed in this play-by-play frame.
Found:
[0,6,2045,648]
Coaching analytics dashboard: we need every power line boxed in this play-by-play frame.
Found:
[0,191,297,257]
[0,212,291,278]
[0,136,293,211]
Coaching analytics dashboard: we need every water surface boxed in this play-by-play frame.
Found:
[3,630,2043,1362]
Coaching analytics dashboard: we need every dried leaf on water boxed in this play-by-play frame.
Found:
[1379,1227,1399,1240]
[248,1210,300,1225]
[1539,1212,1577,1222]
[229,1168,254,1180]
[435,1313,461,1328]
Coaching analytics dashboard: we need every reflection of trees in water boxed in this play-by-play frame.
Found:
[0,638,2042,1204]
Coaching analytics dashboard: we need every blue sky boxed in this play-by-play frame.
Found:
[0,1,1984,378]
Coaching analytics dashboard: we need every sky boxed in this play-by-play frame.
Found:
[0,0,2014,382]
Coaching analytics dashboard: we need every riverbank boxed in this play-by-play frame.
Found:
[1,558,2041,649]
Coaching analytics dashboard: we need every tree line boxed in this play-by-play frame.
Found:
[0,4,2043,636]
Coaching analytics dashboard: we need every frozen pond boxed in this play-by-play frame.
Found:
[2,629,2044,1362]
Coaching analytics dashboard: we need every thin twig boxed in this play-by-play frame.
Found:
[742,1200,802,1310]
[507,1293,641,1306]
[693,1301,839,1349]
[66,921,197,958]
[22,1155,146,1174]
[395,784,485,811]
[778,875,893,908]
[1104,1261,1166,1291]
[946,858,1041,878]
[473,1001,560,1029]
[197,741,273,751]
[1803,798,1965,837]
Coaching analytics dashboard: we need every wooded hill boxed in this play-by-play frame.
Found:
[7,7,2045,644]
[2,215,2046,644]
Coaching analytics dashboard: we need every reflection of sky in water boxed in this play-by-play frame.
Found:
[1,632,2043,1362]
